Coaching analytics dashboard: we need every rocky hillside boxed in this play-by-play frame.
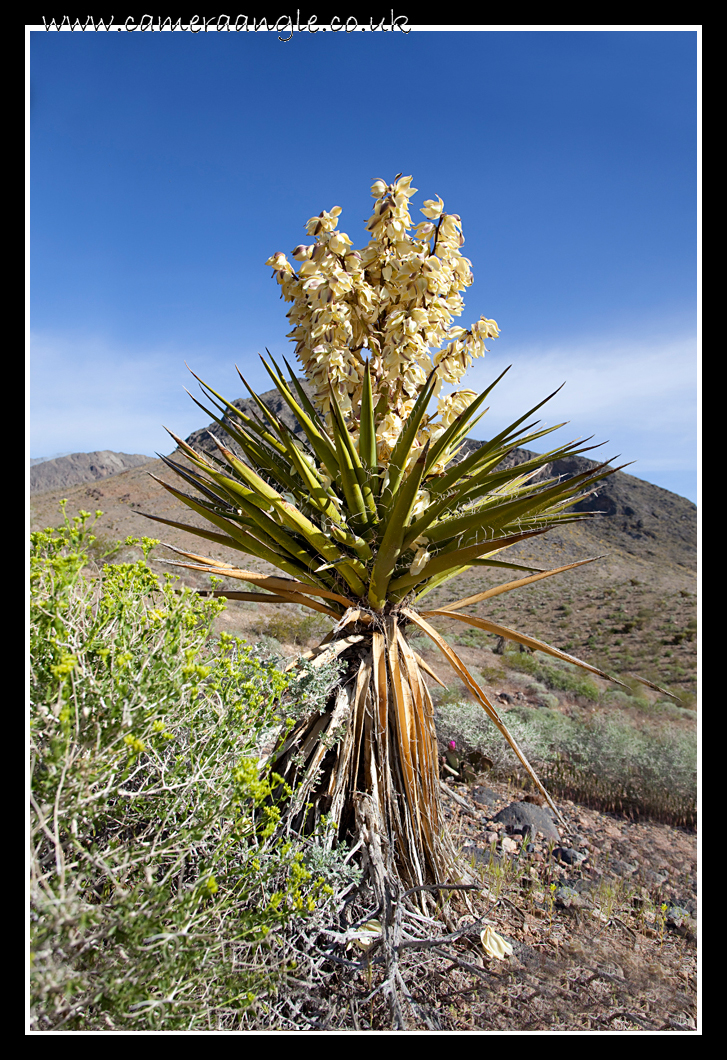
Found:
[456,440,696,573]
[30,451,154,495]
[29,384,696,576]
[182,381,314,453]
[29,384,697,699]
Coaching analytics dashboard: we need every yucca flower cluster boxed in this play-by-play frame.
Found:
[146,176,661,896]
[266,175,499,471]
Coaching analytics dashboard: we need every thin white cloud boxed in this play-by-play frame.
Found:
[28,331,234,457]
[464,334,697,487]
[29,329,698,498]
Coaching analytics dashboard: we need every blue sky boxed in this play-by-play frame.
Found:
[29,27,698,501]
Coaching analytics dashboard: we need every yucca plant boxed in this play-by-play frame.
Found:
[145,175,655,894]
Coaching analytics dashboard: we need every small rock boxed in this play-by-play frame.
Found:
[681,898,697,918]
[552,846,588,866]
[608,858,638,877]
[472,847,502,870]
[472,785,497,807]
[563,939,587,958]
[570,834,591,849]
[555,885,584,909]
[630,887,650,909]
[491,800,560,842]
[665,903,693,930]
[562,877,596,894]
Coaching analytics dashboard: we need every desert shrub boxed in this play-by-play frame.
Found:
[253,632,286,657]
[502,648,601,702]
[301,842,363,891]
[29,508,340,1031]
[434,699,573,777]
[283,656,346,721]
[432,682,471,709]
[447,627,491,650]
[526,679,549,695]
[256,608,333,646]
[432,698,696,826]
[603,688,652,712]
[478,664,506,684]
[405,634,430,655]
[539,714,697,826]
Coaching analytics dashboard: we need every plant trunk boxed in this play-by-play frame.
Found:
[266,616,466,893]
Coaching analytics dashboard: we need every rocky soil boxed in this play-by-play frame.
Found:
[326,775,697,1032]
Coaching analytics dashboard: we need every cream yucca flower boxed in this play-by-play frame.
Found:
[150,174,667,912]
[481,926,514,960]
[437,390,479,428]
[420,195,444,220]
[408,546,431,576]
[267,174,500,449]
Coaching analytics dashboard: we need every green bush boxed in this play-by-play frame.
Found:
[29,507,337,1031]
[404,634,430,655]
[432,698,696,826]
[502,648,601,702]
[478,664,506,684]
[447,627,491,650]
[603,688,654,713]
[254,609,333,646]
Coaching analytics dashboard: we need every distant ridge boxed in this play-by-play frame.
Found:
[30,386,695,573]
[29,387,696,711]
[457,440,696,572]
[30,451,153,495]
